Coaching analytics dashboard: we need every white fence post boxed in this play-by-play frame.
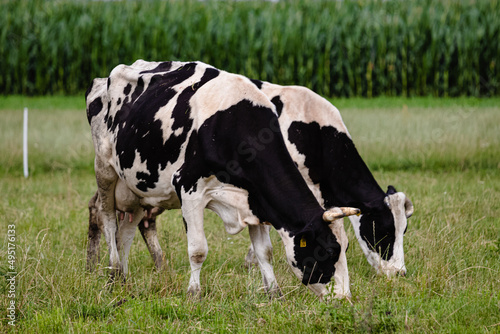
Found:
[23,107,28,178]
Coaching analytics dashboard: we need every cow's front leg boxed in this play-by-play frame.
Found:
[182,204,207,299]
[248,224,282,298]
[244,244,258,269]
[116,210,144,277]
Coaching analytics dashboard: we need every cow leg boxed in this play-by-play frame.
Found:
[138,218,164,270]
[99,203,120,279]
[87,191,102,272]
[94,158,121,279]
[183,205,207,298]
[116,210,144,276]
[244,244,258,269]
[248,225,282,298]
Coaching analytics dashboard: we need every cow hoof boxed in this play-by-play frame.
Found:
[107,268,125,282]
[152,254,165,271]
[86,260,98,273]
[268,287,285,301]
[325,292,352,303]
[243,260,256,270]
[187,285,202,300]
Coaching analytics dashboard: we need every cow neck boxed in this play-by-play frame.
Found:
[320,126,386,213]
[287,121,386,214]
[197,100,325,235]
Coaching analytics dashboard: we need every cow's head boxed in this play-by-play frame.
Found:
[350,186,413,276]
[278,207,359,301]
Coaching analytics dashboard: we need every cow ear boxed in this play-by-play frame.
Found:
[404,196,414,219]
[323,207,361,222]
[295,231,315,249]
[386,185,397,195]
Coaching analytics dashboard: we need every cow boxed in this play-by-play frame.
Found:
[254,81,414,276]
[85,60,361,300]
[92,69,414,278]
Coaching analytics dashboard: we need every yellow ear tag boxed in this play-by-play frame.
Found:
[300,235,307,247]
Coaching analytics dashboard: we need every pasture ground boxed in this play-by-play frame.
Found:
[1,96,499,333]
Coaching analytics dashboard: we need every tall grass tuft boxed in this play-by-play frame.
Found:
[1,0,499,97]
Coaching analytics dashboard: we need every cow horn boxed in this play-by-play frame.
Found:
[323,207,361,222]
[404,197,414,219]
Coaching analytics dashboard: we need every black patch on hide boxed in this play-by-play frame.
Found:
[87,97,103,124]
[270,96,284,117]
[111,64,219,191]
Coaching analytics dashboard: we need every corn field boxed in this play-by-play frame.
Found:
[1,0,499,97]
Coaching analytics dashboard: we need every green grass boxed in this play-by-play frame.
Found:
[341,104,500,171]
[1,97,499,333]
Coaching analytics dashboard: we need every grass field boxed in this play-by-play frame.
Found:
[1,96,499,333]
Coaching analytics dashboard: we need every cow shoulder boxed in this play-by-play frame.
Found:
[260,82,350,136]
[174,71,278,195]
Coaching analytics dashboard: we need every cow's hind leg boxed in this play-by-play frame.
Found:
[248,224,282,298]
[87,191,102,272]
[94,158,121,279]
[138,218,164,270]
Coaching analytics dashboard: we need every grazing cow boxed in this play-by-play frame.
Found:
[86,60,360,300]
[254,81,414,276]
[96,68,414,277]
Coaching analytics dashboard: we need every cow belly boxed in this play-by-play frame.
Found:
[114,152,184,203]
[114,178,181,212]
[140,195,181,210]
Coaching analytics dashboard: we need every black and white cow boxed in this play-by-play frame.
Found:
[93,65,414,277]
[86,60,360,300]
[255,81,414,276]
